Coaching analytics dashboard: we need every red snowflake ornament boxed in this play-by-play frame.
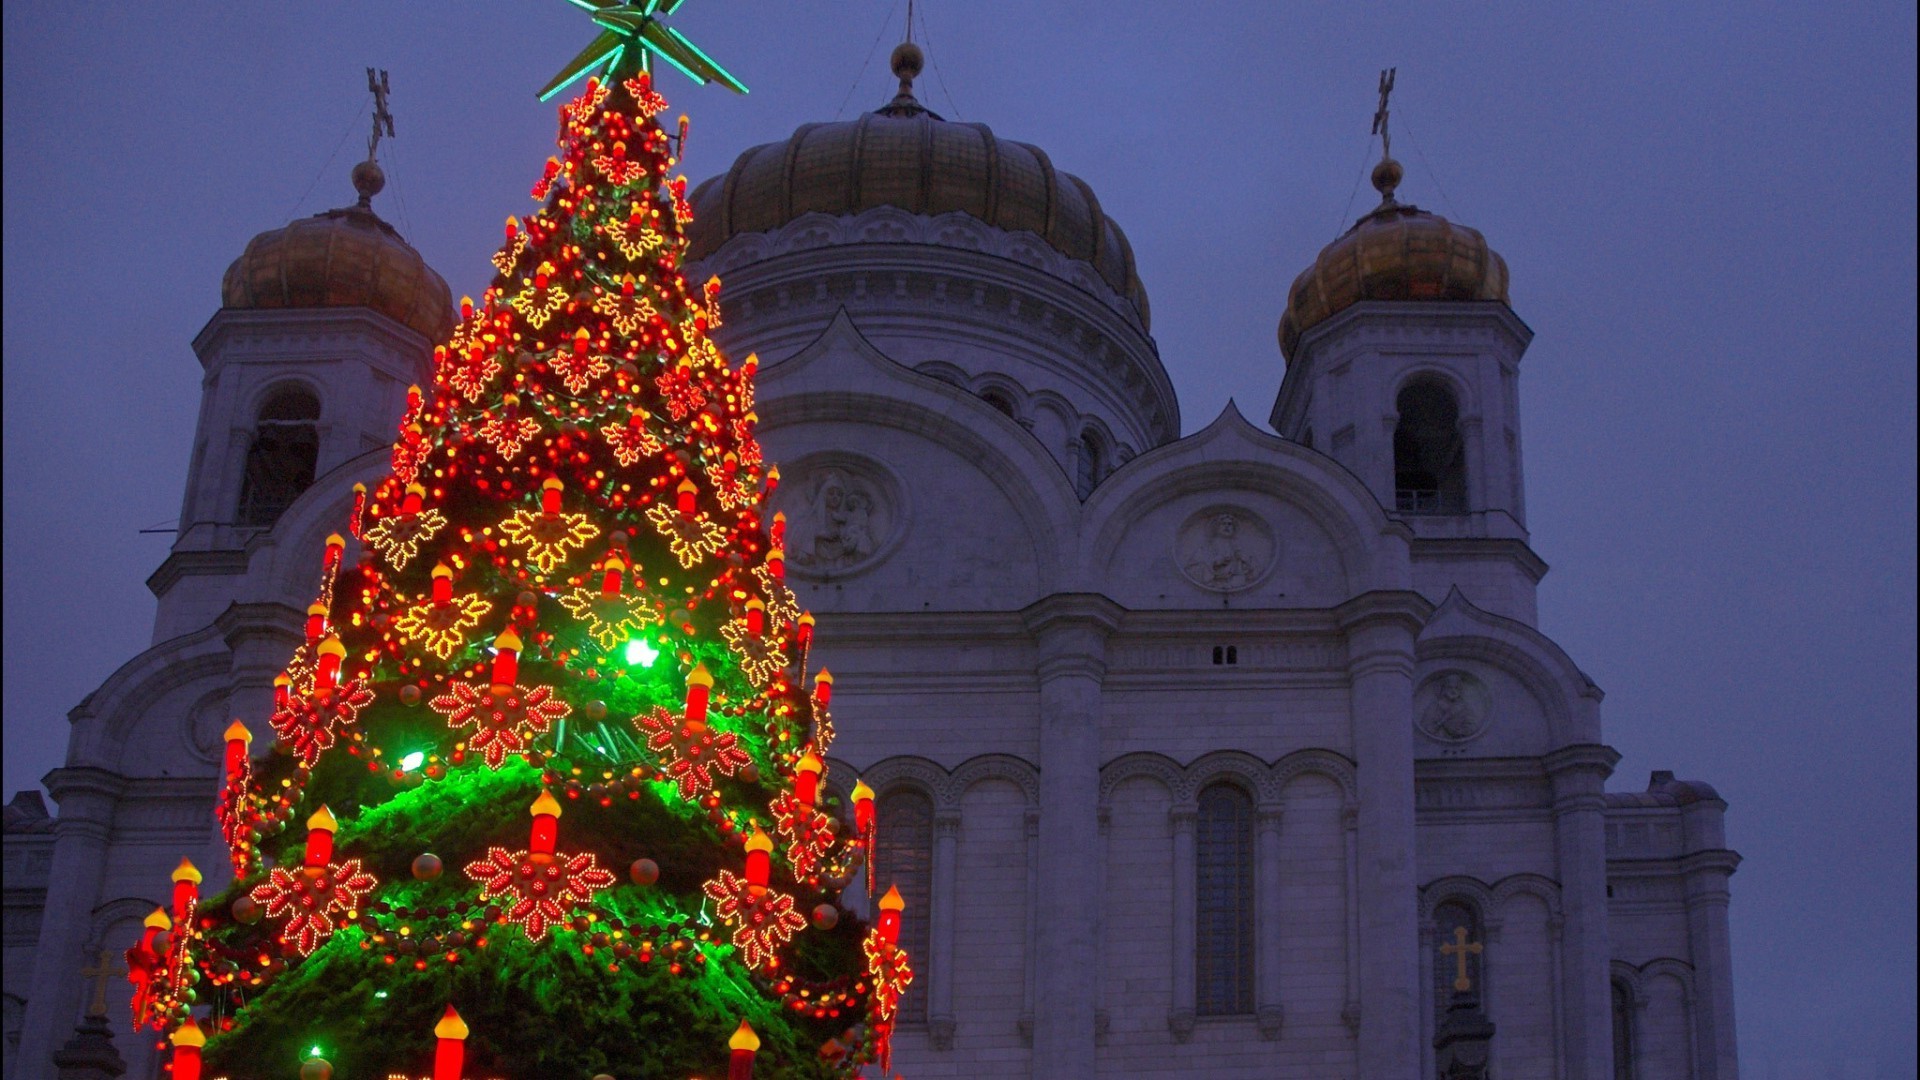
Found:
[633,706,751,799]
[702,869,807,970]
[769,791,837,880]
[249,859,378,956]
[654,364,707,421]
[430,682,572,769]
[623,74,668,118]
[600,411,664,467]
[465,847,615,943]
[267,680,375,768]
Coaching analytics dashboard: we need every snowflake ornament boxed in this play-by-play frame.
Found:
[567,78,612,124]
[593,285,656,337]
[623,74,668,117]
[392,592,494,659]
[633,706,752,799]
[721,619,783,687]
[479,410,542,460]
[499,508,600,574]
[653,365,707,421]
[365,508,447,570]
[491,229,529,277]
[644,502,727,568]
[465,847,614,944]
[558,586,660,650]
[447,342,503,402]
[551,345,611,395]
[753,566,801,627]
[600,412,665,467]
[592,142,646,185]
[769,791,837,880]
[430,682,572,769]
[703,869,808,970]
[511,265,569,329]
[606,211,665,261]
[249,859,378,956]
[268,680,375,768]
[704,456,757,511]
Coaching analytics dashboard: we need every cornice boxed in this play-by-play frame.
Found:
[146,549,252,599]
[192,306,434,371]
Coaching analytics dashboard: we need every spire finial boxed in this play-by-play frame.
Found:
[352,68,394,208]
[880,3,930,118]
[1370,67,1403,207]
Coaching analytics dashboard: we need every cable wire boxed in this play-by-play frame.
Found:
[834,1,904,120]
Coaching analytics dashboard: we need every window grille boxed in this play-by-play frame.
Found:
[873,789,934,1023]
[1195,783,1254,1015]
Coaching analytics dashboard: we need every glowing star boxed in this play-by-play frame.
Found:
[537,0,749,102]
[623,73,669,116]
[268,680,376,768]
[551,344,611,395]
[392,593,494,659]
[753,565,800,626]
[558,587,661,650]
[479,406,542,460]
[643,502,726,568]
[510,264,569,329]
[499,508,601,574]
[606,209,664,260]
[653,363,707,420]
[463,847,615,943]
[593,283,656,336]
[720,619,782,687]
[248,859,378,956]
[600,411,664,467]
[365,508,447,570]
[633,705,751,799]
[430,682,572,769]
[702,870,807,970]
[768,790,836,879]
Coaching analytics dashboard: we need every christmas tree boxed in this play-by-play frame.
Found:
[128,10,910,1078]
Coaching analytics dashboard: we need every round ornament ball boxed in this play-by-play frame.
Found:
[594,1074,617,1080]
[812,903,839,930]
[231,896,261,924]
[629,858,659,886]
[300,1058,333,1080]
[740,763,760,784]
[585,699,608,721]
[412,853,444,881]
[516,590,540,610]
[398,684,422,707]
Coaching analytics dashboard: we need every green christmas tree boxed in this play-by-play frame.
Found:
[129,12,910,1078]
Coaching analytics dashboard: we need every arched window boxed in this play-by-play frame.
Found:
[1611,979,1636,1080]
[1394,382,1467,513]
[1076,428,1105,499]
[237,386,320,528]
[980,388,1017,419]
[1195,782,1254,1016]
[1432,900,1487,1027]
[873,789,934,1023]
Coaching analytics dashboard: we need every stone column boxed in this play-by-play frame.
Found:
[1546,744,1621,1080]
[216,602,304,739]
[1255,801,1286,1039]
[928,810,961,1050]
[1021,595,1121,1080]
[1338,593,1426,1079]
[1167,802,1198,1042]
[16,767,127,1078]
[1678,800,1741,1079]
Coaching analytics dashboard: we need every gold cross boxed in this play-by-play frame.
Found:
[80,947,127,1017]
[1439,924,1483,992]
[1372,67,1397,159]
[366,67,395,161]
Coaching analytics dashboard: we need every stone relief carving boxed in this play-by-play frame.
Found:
[1175,507,1275,592]
[771,455,904,579]
[1416,670,1492,743]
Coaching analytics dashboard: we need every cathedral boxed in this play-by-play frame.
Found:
[3,44,1741,1080]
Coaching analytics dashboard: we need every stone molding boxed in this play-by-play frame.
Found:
[1097,748,1358,807]
[192,306,435,383]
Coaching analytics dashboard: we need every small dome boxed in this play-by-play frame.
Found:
[686,68,1149,327]
[221,194,454,343]
[1279,160,1508,360]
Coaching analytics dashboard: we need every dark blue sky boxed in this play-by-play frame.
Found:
[3,2,1913,1075]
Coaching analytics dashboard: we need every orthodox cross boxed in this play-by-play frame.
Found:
[366,68,395,161]
[540,0,747,101]
[1372,66,1396,159]
[80,947,127,1018]
[1440,924,1483,992]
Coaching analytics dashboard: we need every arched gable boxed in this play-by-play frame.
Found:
[1417,587,1604,746]
[67,624,231,773]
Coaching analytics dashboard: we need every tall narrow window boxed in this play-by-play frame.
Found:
[237,387,320,528]
[1076,428,1105,498]
[1611,979,1636,1080]
[873,789,934,1023]
[1394,382,1467,513]
[1195,783,1254,1015]
[1432,900,1488,1029]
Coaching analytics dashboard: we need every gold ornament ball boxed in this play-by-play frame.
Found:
[629,858,659,886]
[412,853,444,881]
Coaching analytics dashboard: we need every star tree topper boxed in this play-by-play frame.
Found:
[540,0,749,101]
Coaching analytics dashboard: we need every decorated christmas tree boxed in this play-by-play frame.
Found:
[128,8,910,1078]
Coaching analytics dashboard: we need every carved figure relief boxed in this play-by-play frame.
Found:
[1176,507,1275,592]
[1416,670,1491,743]
[773,455,904,579]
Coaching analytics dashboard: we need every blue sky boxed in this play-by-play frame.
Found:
[3,2,1914,1074]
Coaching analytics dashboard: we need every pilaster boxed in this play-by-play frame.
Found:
[1545,743,1622,1080]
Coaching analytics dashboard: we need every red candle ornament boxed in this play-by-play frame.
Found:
[139,906,171,956]
[770,511,786,547]
[541,476,565,515]
[675,478,699,514]
[573,325,592,362]
[877,884,905,946]
[491,628,523,693]
[170,857,202,921]
[433,1004,469,1080]
[273,673,291,708]
[851,779,876,836]
[305,602,328,643]
[796,612,815,650]
[401,482,427,516]
[460,295,476,322]
[431,563,454,606]
[766,546,785,581]
[303,805,338,870]
[812,668,833,708]
[323,532,346,570]
[222,720,252,781]
[314,636,346,693]
[601,555,627,597]
[744,827,774,892]
[728,1020,760,1080]
[529,790,562,857]
[744,598,765,635]
[765,465,780,496]
[795,751,824,807]
[684,663,714,731]
[169,1017,207,1080]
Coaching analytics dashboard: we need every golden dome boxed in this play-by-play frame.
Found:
[1279,159,1509,360]
[686,52,1149,327]
[221,165,453,342]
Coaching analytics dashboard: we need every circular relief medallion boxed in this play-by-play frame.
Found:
[1415,670,1492,743]
[772,454,906,580]
[1175,506,1276,592]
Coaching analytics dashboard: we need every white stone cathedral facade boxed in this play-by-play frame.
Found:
[4,59,1740,1080]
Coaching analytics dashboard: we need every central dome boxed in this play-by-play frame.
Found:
[686,48,1149,327]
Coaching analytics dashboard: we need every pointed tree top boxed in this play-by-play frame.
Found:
[540,0,748,101]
